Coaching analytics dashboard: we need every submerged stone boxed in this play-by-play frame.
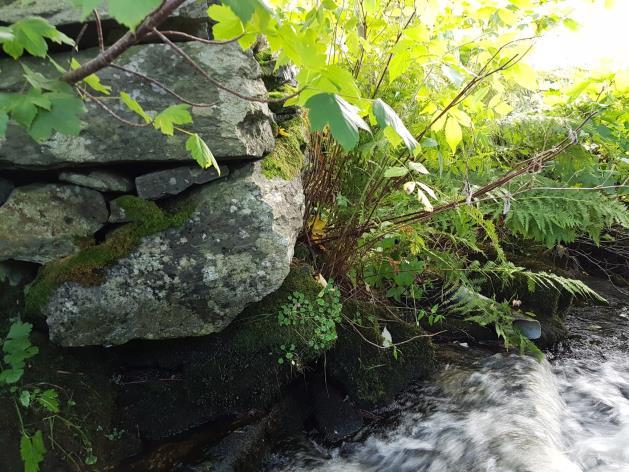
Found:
[135,164,229,200]
[0,42,275,169]
[42,162,304,346]
[59,169,134,192]
[0,183,108,264]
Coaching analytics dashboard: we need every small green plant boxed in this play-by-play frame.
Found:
[277,284,343,363]
[0,321,96,471]
[416,304,445,326]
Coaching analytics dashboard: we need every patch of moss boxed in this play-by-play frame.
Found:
[329,301,436,407]
[25,196,195,316]
[262,113,309,180]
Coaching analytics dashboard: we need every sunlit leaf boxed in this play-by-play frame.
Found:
[119,92,151,123]
[444,116,462,153]
[186,133,220,172]
[373,99,418,151]
[153,104,192,136]
[306,93,370,151]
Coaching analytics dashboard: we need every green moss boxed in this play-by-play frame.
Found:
[329,301,436,407]
[262,113,309,180]
[25,196,195,316]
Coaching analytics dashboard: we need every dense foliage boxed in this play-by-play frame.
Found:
[0,1,628,469]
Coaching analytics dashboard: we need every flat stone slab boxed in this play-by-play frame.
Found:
[0,183,108,264]
[0,42,275,169]
[135,164,229,200]
[0,0,208,30]
[59,169,134,192]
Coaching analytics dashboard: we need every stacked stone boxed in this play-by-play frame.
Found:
[0,0,305,346]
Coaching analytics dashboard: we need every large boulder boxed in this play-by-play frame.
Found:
[0,42,275,169]
[0,183,108,264]
[0,0,209,36]
[37,162,304,346]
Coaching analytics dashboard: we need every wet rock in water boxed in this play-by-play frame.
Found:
[0,184,108,264]
[0,177,14,205]
[135,165,229,200]
[0,42,274,170]
[59,169,134,193]
[39,162,304,346]
[311,384,363,443]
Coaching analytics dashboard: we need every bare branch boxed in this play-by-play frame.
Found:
[78,87,152,128]
[144,30,245,45]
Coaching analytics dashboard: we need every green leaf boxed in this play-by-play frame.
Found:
[222,0,272,23]
[70,58,111,95]
[20,431,46,472]
[36,389,60,413]
[119,92,151,123]
[153,104,192,136]
[0,368,24,384]
[28,93,85,142]
[19,390,31,408]
[8,17,73,59]
[444,116,462,153]
[0,111,8,139]
[373,99,418,151]
[186,133,220,172]
[108,0,162,30]
[383,166,408,178]
[207,4,246,41]
[563,18,579,31]
[6,321,32,339]
[305,93,370,151]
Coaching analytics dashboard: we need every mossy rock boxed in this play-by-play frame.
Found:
[262,112,309,180]
[329,301,436,408]
[112,265,328,439]
[24,195,194,320]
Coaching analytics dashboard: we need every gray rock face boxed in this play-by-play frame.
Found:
[135,165,229,200]
[0,177,14,205]
[59,169,134,192]
[45,162,304,346]
[0,184,108,264]
[0,42,275,169]
[0,0,209,31]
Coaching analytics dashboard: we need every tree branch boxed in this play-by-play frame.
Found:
[62,0,187,84]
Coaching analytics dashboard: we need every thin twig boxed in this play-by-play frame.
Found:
[145,30,245,45]
[78,86,152,128]
[93,9,104,52]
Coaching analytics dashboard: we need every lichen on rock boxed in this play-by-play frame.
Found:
[38,162,304,346]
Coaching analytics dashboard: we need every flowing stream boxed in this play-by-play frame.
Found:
[265,281,629,472]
